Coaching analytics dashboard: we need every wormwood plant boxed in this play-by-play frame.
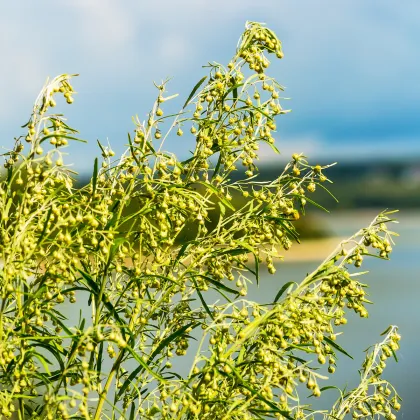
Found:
[0,21,401,420]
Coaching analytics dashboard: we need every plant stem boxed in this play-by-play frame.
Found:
[93,351,124,420]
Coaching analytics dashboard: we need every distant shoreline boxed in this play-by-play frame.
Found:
[280,236,346,263]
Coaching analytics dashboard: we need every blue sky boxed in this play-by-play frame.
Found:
[1,1,420,174]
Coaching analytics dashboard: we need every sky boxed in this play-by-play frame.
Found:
[1,0,420,174]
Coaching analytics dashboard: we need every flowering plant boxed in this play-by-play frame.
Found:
[0,21,401,420]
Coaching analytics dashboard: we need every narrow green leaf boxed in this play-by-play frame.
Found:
[7,167,12,184]
[293,193,330,213]
[39,134,87,145]
[92,157,98,198]
[191,277,214,320]
[183,76,207,109]
[324,337,353,359]
[30,352,52,375]
[364,401,375,417]
[223,363,294,419]
[212,153,223,179]
[28,341,65,371]
[149,322,197,362]
[117,366,143,399]
[222,82,245,103]
[117,322,198,398]
[390,347,399,363]
[124,345,168,383]
[236,241,260,284]
[218,201,226,217]
[36,207,52,246]
[215,248,248,257]
[109,237,126,261]
[319,385,343,396]
[78,268,126,331]
[46,311,74,336]
[195,181,235,211]
[266,217,300,243]
[317,181,339,203]
[233,84,238,103]
[273,281,297,303]
[380,326,392,336]
[172,241,197,269]
[97,341,104,374]
[129,403,136,420]
[195,274,239,295]
[262,138,281,154]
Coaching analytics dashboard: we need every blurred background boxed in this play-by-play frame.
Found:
[1,1,419,417]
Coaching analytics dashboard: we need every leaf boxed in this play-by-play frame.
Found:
[97,341,104,374]
[39,134,87,144]
[7,166,12,184]
[191,277,214,320]
[78,268,126,332]
[273,281,297,303]
[149,322,197,362]
[212,154,223,179]
[261,138,281,154]
[287,354,310,364]
[36,207,52,246]
[119,345,168,393]
[380,326,393,336]
[364,401,375,417]
[129,403,136,420]
[117,322,197,399]
[195,274,239,295]
[218,201,226,217]
[267,217,300,243]
[223,363,294,419]
[172,241,197,268]
[215,248,248,257]
[293,193,330,213]
[362,252,389,261]
[319,385,343,397]
[109,237,126,261]
[30,352,52,376]
[212,287,233,303]
[127,132,141,166]
[46,311,74,336]
[195,181,235,211]
[96,139,106,155]
[28,341,65,371]
[324,336,353,360]
[222,82,245,103]
[390,347,399,363]
[233,84,238,103]
[183,76,207,109]
[253,251,260,285]
[162,93,179,101]
[324,414,341,420]
[317,181,339,203]
[236,241,260,284]
[91,157,98,198]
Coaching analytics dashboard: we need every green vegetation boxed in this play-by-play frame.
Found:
[0,22,401,419]
[252,162,420,210]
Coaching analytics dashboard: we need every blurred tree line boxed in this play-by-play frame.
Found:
[70,158,418,242]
